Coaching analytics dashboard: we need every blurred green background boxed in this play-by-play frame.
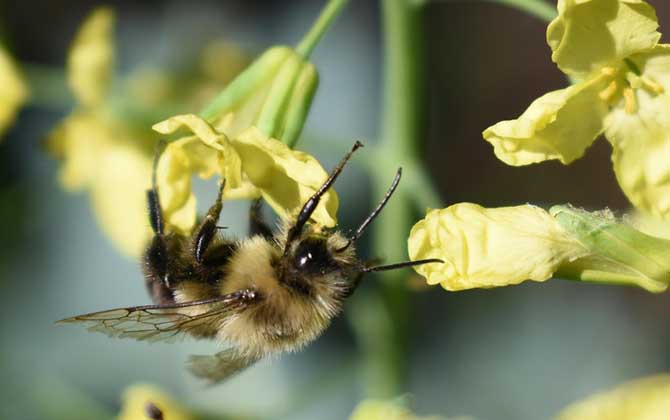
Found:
[1,0,669,419]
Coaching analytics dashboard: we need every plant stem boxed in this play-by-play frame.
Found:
[296,0,349,58]
[351,0,428,398]
[483,0,556,22]
[22,62,72,109]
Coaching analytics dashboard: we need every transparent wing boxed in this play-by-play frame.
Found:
[188,348,261,384]
[57,289,259,343]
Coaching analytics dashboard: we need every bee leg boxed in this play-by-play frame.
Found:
[193,181,226,264]
[144,187,176,304]
[249,198,273,239]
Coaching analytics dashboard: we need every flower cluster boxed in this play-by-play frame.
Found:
[483,0,670,220]
[409,0,670,293]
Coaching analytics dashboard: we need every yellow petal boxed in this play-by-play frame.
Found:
[153,115,258,234]
[547,0,660,79]
[117,383,193,420]
[408,204,587,290]
[46,112,112,191]
[232,126,338,227]
[68,7,114,107]
[603,51,670,219]
[156,137,214,236]
[349,399,443,420]
[90,142,153,257]
[0,46,28,137]
[47,111,156,258]
[556,374,670,420]
[154,114,336,229]
[483,75,609,166]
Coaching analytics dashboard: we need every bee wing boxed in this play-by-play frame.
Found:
[188,348,261,384]
[57,289,259,343]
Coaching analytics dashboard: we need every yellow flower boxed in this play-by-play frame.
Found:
[408,203,670,292]
[153,113,338,235]
[117,384,193,420]
[0,45,28,137]
[555,374,670,420]
[483,0,670,219]
[47,7,156,257]
[408,204,588,291]
[349,399,444,420]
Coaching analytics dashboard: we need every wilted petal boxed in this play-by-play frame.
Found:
[483,75,609,166]
[548,0,660,79]
[604,85,670,219]
[556,374,670,420]
[67,7,114,107]
[233,126,338,227]
[118,384,193,420]
[0,46,28,137]
[408,204,587,291]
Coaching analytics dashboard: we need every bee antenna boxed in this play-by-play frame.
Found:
[284,141,364,255]
[337,167,402,252]
[361,258,443,273]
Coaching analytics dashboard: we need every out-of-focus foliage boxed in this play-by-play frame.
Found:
[483,0,670,220]
[555,374,670,420]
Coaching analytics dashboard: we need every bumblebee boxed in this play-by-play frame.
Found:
[60,142,441,383]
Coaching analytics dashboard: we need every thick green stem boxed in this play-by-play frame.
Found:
[351,0,427,398]
[296,0,348,58]
[484,0,556,22]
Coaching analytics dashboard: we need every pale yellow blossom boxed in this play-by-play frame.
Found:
[556,375,670,420]
[408,204,588,290]
[484,0,670,219]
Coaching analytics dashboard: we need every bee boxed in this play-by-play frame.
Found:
[59,141,442,383]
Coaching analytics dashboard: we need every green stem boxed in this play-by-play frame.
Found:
[350,0,428,399]
[295,0,348,58]
[483,0,556,22]
[22,62,72,109]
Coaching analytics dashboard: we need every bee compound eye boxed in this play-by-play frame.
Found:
[293,237,332,272]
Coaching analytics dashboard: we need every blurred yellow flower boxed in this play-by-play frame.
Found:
[0,45,28,138]
[67,7,113,107]
[407,203,588,291]
[153,113,338,235]
[556,374,670,420]
[47,7,156,258]
[483,0,670,219]
[117,383,193,420]
[349,399,443,420]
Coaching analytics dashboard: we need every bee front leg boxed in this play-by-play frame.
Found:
[249,198,273,239]
[144,187,176,305]
[193,181,226,264]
